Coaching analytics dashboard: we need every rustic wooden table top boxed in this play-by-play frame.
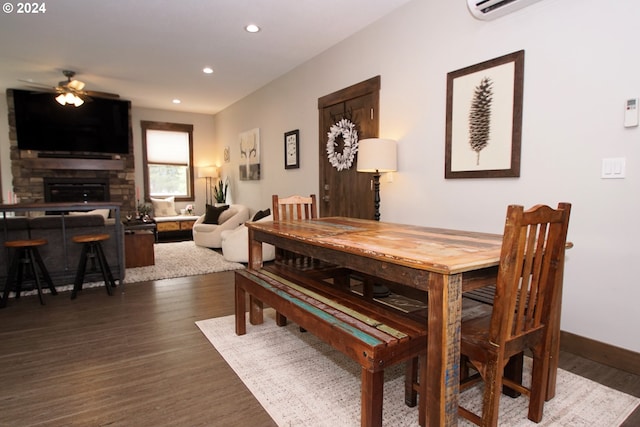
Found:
[248,216,503,274]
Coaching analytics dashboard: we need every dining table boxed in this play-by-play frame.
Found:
[246,216,505,426]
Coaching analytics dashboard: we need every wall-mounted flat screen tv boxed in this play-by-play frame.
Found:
[11,88,131,155]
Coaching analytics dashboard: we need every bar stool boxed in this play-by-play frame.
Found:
[1,239,57,308]
[71,233,117,299]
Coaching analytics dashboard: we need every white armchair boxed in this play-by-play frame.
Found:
[221,214,276,263]
[192,204,250,248]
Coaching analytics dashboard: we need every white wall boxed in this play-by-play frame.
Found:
[214,0,640,352]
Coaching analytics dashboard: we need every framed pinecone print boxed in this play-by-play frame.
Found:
[445,50,524,178]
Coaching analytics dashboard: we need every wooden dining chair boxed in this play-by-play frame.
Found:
[406,203,572,427]
[272,194,317,221]
[270,194,352,327]
[271,193,349,274]
[271,194,318,269]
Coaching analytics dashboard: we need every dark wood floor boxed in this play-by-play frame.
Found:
[1,272,638,426]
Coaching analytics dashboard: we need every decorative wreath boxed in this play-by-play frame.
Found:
[326,118,358,171]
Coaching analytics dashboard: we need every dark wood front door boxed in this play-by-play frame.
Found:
[318,76,380,219]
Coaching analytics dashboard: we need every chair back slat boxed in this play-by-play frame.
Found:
[490,203,571,345]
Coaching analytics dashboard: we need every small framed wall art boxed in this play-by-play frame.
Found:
[445,50,524,178]
[284,129,300,169]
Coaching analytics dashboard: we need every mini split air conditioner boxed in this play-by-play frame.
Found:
[467,0,543,20]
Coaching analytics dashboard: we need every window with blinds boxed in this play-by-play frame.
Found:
[141,121,194,201]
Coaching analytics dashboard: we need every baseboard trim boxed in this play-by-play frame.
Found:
[560,331,640,376]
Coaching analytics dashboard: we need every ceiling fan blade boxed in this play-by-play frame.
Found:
[18,72,120,100]
[84,90,120,99]
[17,79,54,89]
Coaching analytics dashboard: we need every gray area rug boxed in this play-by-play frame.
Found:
[197,309,640,427]
[15,241,244,296]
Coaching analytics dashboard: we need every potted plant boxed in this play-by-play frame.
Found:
[213,179,228,206]
[137,202,152,220]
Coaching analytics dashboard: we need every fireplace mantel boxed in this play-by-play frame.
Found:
[23,158,125,171]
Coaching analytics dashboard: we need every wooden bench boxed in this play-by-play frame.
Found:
[235,264,427,427]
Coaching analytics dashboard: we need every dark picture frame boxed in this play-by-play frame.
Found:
[445,50,524,179]
[284,129,300,169]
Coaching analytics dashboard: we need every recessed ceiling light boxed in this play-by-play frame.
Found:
[245,24,260,33]
[203,67,213,74]
[172,99,181,104]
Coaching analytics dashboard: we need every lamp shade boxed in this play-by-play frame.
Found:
[197,166,218,178]
[356,138,397,172]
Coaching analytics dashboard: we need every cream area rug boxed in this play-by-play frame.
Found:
[122,241,244,283]
[16,241,244,296]
[196,309,640,427]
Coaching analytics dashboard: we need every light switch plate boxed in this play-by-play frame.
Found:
[601,158,626,179]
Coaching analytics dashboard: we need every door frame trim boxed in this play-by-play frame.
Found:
[317,76,381,109]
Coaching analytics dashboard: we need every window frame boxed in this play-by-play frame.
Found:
[141,121,195,202]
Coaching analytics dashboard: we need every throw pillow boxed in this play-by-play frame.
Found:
[252,208,271,222]
[151,196,177,217]
[203,204,229,224]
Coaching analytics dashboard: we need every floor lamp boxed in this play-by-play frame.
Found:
[357,138,397,221]
[357,138,398,297]
[198,166,218,206]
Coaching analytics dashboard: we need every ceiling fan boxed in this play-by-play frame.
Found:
[19,69,120,106]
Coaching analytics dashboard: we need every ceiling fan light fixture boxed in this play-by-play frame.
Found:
[202,67,213,74]
[72,94,84,107]
[55,91,84,107]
